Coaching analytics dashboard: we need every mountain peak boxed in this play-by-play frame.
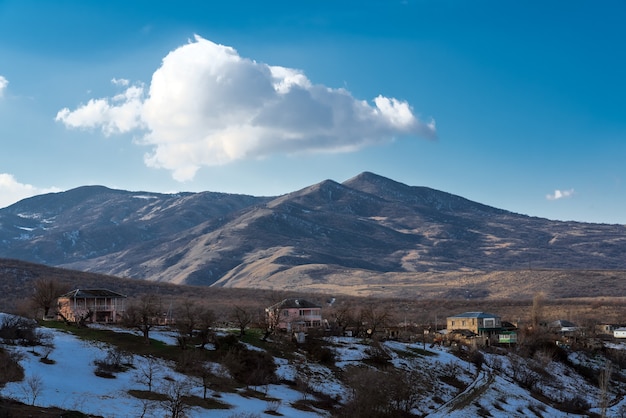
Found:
[2,172,626,293]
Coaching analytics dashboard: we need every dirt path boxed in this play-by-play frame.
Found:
[427,370,495,416]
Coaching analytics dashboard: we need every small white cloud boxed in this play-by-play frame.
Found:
[546,188,575,201]
[0,174,61,208]
[56,35,436,182]
[56,82,146,136]
[0,75,8,98]
[111,78,130,87]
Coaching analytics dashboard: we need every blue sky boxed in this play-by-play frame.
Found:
[1,1,625,224]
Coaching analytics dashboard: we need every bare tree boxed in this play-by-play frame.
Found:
[361,304,390,337]
[175,300,199,350]
[200,363,215,400]
[123,294,162,344]
[232,305,253,337]
[195,305,216,349]
[599,360,613,418]
[173,300,216,349]
[34,328,54,361]
[21,374,43,406]
[329,303,355,336]
[31,278,67,319]
[531,292,545,329]
[134,356,161,392]
[160,378,193,418]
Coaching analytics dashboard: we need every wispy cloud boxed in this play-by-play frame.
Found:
[0,75,8,98]
[0,174,61,208]
[111,78,130,87]
[546,188,575,201]
[56,35,436,182]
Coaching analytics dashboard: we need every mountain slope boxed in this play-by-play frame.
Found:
[1,172,625,294]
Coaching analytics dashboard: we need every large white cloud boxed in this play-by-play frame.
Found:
[0,75,8,98]
[56,35,436,181]
[0,174,61,208]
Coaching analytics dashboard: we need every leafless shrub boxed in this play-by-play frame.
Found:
[0,346,25,387]
[134,356,161,392]
[20,374,43,406]
[0,314,38,346]
[338,365,432,417]
[159,378,193,418]
[508,354,542,392]
[94,346,133,377]
[221,345,276,387]
[264,399,281,414]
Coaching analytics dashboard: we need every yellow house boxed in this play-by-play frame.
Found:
[447,312,502,336]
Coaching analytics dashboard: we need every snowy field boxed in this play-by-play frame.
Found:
[0,322,329,417]
[2,314,626,417]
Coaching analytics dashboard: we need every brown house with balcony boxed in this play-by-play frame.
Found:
[446,311,508,346]
[57,289,127,323]
[266,298,322,332]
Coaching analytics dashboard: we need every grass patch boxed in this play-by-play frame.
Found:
[182,394,231,410]
[128,390,231,410]
[128,389,168,401]
[40,321,181,361]
[236,328,298,361]
[406,346,438,357]
[391,346,437,359]
[239,387,280,402]
[291,399,317,412]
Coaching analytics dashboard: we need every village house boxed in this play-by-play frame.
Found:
[447,312,502,335]
[446,311,509,346]
[57,289,127,323]
[614,327,626,339]
[547,319,579,335]
[266,298,322,332]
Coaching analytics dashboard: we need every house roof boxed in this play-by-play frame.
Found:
[60,289,127,299]
[448,311,500,319]
[548,319,577,328]
[267,298,321,310]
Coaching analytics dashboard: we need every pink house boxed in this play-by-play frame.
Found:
[266,298,322,332]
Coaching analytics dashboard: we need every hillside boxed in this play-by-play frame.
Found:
[2,315,626,417]
[1,172,625,296]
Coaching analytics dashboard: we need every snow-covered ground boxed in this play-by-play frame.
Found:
[0,325,328,417]
[3,316,626,418]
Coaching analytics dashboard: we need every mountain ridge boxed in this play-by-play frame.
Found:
[1,172,625,296]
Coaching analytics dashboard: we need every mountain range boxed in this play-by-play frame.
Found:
[1,172,625,298]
